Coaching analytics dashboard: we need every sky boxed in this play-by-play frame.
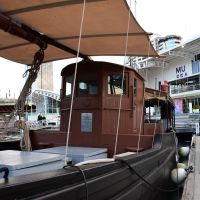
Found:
[0,0,200,98]
[135,0,200,42]
[0,57,26,99]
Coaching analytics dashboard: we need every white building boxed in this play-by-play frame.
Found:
[138,36,200,115]
[28,62,60,121]
[157,35,182,52]
[128,34,182,70]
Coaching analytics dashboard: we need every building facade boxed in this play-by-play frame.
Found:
[128,34,182,69]
[157,35,182,52]
[32,62,53,91]
[137,36,200,115]
[28,62,60,122]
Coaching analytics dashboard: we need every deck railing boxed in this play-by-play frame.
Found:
[170,84,200,94]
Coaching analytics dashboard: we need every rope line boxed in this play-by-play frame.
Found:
[63,165,89,200]
[116,158,178,193]
[151,58,165,148]
[64,0,86,165]
[16,48,45,118]
[113,0,132,157]
[1,48,45,150]
[15,119,32,151]
[136,31,151,153]
[136,87,145,154]
[73,165,89,200]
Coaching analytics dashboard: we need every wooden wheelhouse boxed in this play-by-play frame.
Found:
[30,61,174,157]
[59,60,148,156]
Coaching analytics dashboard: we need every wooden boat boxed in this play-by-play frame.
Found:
[0,1,177,199]
[0,60,177,199]
[30,61,175,154]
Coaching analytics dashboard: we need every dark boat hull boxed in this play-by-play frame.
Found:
[0,133,176,200]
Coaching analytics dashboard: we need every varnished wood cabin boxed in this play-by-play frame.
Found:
[30,61,174,157]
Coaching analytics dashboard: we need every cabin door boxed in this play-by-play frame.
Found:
[132,78,137,132]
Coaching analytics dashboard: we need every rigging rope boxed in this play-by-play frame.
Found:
[113,0,132,157]
[64,0,86,165]
[1,47,45,151]
[116,158,178,193]
[17,48,45,151]
[136,87,145,154]
[151,58,165,148]
[136,39,152,154]
[16,48,45,118]
[15,118,32,151]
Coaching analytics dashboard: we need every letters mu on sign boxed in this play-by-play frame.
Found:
[176,65,187,79]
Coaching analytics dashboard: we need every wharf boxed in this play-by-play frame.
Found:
[182,136,200,200]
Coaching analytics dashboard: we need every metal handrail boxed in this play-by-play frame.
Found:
[170,84,200,94]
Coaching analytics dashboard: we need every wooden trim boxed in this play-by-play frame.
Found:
[57,32,152,40]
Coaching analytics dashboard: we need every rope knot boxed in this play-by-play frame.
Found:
[14,119,26,130]
[23,48,44,78]
[33,49,44,66]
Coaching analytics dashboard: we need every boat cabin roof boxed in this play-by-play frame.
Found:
[145,87,174,107]
[61,60,144,81]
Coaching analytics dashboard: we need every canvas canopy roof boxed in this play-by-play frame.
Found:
[0,0,158,65]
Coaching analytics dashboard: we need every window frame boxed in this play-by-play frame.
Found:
[77,73,99,97]
[107,73,128,96]
[63,74,74,98]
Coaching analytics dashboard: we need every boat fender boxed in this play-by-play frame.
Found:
[171,168,187,184]
[171,165,194,184]
[178,146,190,158]
[177,162,187,169]
[0,167,9,179]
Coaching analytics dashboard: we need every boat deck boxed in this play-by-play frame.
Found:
[35,146,107,164]
[182,136,200,200]
[0,146,107,178]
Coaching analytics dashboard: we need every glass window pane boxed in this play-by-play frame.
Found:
[78,74,98,96]
[65,75,73,96]
[108,74,126,95]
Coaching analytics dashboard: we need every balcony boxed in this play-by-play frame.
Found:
[170,84,200,94]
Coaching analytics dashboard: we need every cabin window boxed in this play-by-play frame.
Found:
[78,74,98,96]
[133,78,137,96]
[108,74,126,95]
[145,105,161,122]
[65,75,73,96]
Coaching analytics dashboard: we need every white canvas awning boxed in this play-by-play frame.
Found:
[0,0,158,65]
